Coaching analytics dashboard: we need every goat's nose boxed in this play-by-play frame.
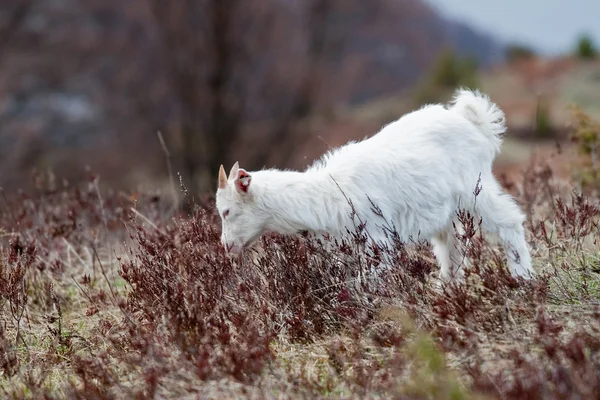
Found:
[221,237,235,253]
[220,234,228,248]
[224,241,242,254]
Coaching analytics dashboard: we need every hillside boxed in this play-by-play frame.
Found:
[326,0,502,104]
[317,56,600,183]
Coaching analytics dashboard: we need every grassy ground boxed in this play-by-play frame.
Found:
[1,141,600,399]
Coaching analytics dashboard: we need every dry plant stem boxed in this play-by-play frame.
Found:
[156,130,179,213]
[0,151,600,398]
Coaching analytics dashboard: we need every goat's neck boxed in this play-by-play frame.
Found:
[255,170,341,235]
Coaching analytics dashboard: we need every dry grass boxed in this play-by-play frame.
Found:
[1,139,600,399]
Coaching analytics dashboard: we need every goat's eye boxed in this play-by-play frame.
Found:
[223,209,230,218]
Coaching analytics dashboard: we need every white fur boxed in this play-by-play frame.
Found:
[216,89,533,283]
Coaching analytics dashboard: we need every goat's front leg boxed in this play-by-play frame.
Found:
[359,235,396,289]
[431,227,471,287]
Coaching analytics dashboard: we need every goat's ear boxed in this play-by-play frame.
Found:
[218,164,227,189]
[234,168,252,194]
[229,162,240,181]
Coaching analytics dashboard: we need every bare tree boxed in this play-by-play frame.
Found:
[149,0,277,195]
[251,0,346,166]
[0,0,33,62]
[0,0,34,169]
[149,0,349,196]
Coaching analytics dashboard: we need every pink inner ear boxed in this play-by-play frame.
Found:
[236,169,251,193]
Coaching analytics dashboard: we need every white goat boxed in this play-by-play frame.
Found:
[215,89,533,283]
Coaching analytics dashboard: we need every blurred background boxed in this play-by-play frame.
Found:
[0,0,598,195]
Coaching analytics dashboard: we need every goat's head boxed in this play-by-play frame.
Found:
[215,162,266,253]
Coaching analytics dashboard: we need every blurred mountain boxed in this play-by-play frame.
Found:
[329,0,503,104]
[0,0,503,188]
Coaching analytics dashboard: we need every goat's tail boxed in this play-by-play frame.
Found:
[448,88,506,157]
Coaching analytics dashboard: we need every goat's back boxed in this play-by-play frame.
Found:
[308,102,498,240]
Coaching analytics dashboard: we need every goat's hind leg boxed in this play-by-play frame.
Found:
[475,182,533,279]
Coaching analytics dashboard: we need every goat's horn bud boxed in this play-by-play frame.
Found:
[218,164,227,188]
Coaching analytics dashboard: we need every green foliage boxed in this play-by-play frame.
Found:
[534,96,554,138]
[415,49,480,105]
[431,50,479,88]
[403,334,472,399]
[377,309,482,400]
[570,105,600,189]
[575,34,597,59]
